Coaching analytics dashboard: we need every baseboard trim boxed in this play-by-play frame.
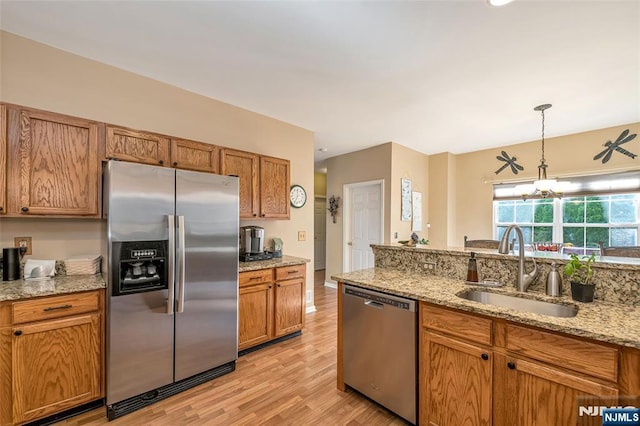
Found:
[306,305,317,314]
[324,281,337,289]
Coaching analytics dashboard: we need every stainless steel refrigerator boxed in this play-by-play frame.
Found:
[104,160,239,419]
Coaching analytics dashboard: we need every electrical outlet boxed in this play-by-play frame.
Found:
[14,236,33,256]
[298,231,306,241]
[423,262,436,271]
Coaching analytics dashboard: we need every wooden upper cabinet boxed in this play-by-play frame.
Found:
[7,107,100,216]
[170,138,219,173]
[106,125,169,166]
[260,156,290,219]
[220,148,259,218]
[0,104,6,215]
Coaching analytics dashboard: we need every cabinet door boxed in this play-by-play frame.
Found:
[274,277,305,337]
[106,125,169,166]
[220,148,259,218]
[0,104,6,215]
[239,283,273,350]
[421,331,492,426]
[260,155,290,219]
[500,357,618,426]
[170,138,219,173]
[12,109,99,216]
[12,314,101,424]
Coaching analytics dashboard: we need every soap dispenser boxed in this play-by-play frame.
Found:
[546,262,562,296]
[466,252,479,282]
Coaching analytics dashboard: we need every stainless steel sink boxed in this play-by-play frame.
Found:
[457,289,578,318]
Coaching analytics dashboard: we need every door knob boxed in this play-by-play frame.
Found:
[347,242,353,246]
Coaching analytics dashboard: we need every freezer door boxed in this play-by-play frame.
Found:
[174,170,239,381]
[107,160,175,242]
[105,161,176,404]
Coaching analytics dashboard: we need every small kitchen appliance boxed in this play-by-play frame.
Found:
[2,248,21,281]
[239,226,273,262]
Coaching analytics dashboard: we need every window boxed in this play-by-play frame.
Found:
[493,172,640,254]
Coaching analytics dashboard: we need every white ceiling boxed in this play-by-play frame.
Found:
[1,1,639,169]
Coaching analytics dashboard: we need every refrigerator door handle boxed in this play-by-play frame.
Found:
[167,215,176,315]
[177,215,186,313]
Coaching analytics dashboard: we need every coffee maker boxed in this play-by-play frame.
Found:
[239,226,272,262]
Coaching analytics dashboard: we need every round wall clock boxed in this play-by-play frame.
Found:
[290,185,307,208]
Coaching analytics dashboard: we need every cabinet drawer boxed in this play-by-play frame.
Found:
[11,291,100,324]
[506,324,618,382]
[239,269,273,287]
[275,265,305,281]
[421,303,492,346]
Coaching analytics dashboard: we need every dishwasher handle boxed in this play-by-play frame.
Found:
[344,285,416,312]
[364,300,384,309]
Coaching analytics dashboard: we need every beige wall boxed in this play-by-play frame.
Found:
[454,122,640,245]
[0,32,316,305]
[314,173,327,197]
[325,142,430,283]
[325,143,392,282]
[428,152,458,248]
[390,143,429,243]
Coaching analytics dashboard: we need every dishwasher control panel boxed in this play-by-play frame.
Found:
[344,286,415,311]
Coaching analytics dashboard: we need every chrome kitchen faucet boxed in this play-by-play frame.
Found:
[498,224,539,292]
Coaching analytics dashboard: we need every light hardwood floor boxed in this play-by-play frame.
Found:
[57,270,407,425]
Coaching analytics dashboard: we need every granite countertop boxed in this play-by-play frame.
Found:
[0,274,106,302]
[239,255,310,272]
[332,268,640,349]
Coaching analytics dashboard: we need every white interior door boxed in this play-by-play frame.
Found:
[314,197,326,270]
[347,183,382,272]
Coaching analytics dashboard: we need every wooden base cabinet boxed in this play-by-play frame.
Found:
[420,332,492,426]
[0,291,104,426]
[239,265,306,351]
[419,302,636,426]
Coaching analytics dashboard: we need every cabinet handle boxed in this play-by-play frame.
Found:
[253,214,257,217]
[507,362,516,370]
[287,270,297,274]
[14,330,22,336]
[43,304,72,312]
[173,162,178,167]
[21,207,29,212]
[159,160,164,165]
[249,276,260,281]
[268,285,272,289]
[481,353,489,361]
[261,214,266,217]
[0,206,3,211]
[277,284,281,287]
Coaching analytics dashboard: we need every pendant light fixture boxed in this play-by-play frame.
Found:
[520,104,567,200]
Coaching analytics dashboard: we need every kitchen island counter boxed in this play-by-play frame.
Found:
[332,267,640,349]
[239,255,309,272]
[0,274,106,302]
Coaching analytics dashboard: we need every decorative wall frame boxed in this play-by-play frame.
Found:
[401,178,412,221]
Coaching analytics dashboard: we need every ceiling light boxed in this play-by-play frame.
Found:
[519,104,570,200]
[487,0,515,6]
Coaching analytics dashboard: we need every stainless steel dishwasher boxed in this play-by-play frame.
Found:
[342,284,417,424]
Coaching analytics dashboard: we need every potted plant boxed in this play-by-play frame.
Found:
[563,253,596,302]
